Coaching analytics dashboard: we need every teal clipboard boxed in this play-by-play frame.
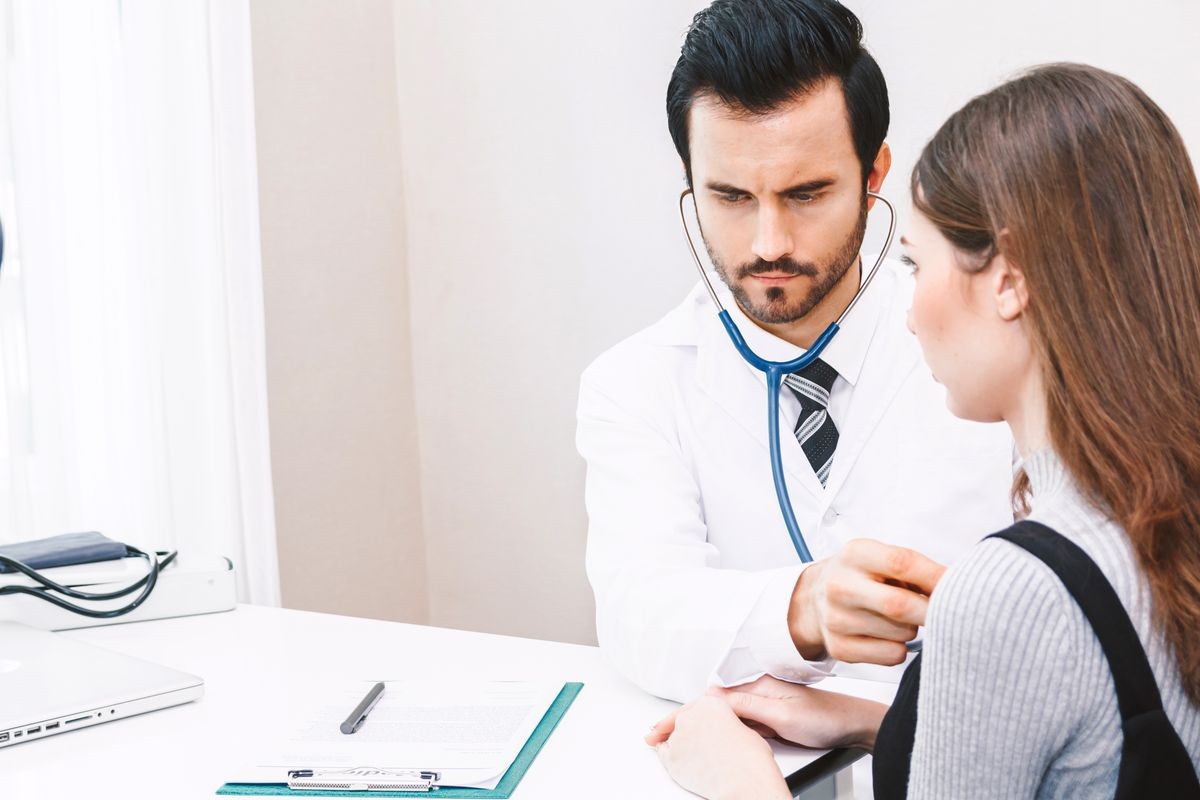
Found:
[217,682,584,798]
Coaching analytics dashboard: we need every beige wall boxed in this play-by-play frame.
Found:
[385,2,703,647]
[250,0,429,623]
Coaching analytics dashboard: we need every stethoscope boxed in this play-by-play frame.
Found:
[678,189,898,564]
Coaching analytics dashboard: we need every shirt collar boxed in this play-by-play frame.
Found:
[717,257,885,387]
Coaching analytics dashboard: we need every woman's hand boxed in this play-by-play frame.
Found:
[648,675,888,753]
[645,678,888,798]
[647,695,790,800]
[711,675,888,751]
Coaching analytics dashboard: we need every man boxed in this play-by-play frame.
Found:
[576,0,1013,703]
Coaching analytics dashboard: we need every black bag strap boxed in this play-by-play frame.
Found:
[986,520,1163,721]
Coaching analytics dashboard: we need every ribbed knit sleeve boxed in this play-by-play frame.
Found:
[905,537,1100,798]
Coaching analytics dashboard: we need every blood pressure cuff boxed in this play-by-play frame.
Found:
[0,532,129,573]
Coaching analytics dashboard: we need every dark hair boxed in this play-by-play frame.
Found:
[666,0,889,187]
[913,63,1200,704]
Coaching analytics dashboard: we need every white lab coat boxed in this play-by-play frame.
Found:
[577,259,1014,702]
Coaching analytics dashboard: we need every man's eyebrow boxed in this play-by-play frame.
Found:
[703,178,836,195]
[780,178,835,194]
[704,181,748,194]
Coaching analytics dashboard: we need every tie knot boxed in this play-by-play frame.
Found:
[796,358,838,392]
[783,358,838,410]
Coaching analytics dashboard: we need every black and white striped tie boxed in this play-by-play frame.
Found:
[782,359,839,487]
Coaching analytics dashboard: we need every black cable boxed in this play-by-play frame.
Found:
[0,548,178,618]
[0,547,177,600]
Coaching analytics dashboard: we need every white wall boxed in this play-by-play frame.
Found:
[849,0,1200,240]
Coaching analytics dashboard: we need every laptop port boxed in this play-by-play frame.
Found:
[45,722,60,730]
[0,732,9,742]
[65,715,91,725]
[27,726,40,734]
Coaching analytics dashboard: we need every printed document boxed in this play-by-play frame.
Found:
[232,680,562,790]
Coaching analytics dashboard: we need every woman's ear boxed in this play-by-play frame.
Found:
[992,253,1030,321]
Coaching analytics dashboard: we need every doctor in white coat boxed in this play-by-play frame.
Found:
[577,0,1014,703]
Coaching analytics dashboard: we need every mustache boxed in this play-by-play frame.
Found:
[734,258,820,280]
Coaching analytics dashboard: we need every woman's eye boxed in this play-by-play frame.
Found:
[900,253,919,274]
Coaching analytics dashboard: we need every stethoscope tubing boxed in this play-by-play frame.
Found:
[680,190,919,652]
[679,189,898,563]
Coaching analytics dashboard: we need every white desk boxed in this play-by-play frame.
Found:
[0,605,897,799]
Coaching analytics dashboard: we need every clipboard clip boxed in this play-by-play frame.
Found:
[287,767,441,792]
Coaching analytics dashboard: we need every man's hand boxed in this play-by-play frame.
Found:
[788,538,946,665]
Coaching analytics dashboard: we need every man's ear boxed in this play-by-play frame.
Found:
[992,253,1030,321]
[865,143,892,211]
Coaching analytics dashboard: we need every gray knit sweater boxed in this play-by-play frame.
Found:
[906,449,1200,798]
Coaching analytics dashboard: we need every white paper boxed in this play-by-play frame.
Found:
[233,680,562,790]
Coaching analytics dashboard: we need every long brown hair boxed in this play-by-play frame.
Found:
[912,63,1200,703]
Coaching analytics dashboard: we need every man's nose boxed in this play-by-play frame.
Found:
[751,206,794,263]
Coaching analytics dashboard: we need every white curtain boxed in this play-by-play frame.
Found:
[0,0,280,605]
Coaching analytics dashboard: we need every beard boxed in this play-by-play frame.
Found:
[707,199,868,325]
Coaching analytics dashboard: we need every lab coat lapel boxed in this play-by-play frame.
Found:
[822,304,921,499]
[694,305,825,502]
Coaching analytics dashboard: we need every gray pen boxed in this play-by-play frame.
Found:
[339,682,386,735]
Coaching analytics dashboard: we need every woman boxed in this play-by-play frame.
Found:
[646,63,1200,798]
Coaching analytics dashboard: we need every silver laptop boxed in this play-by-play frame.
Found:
[0,621,203,747]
